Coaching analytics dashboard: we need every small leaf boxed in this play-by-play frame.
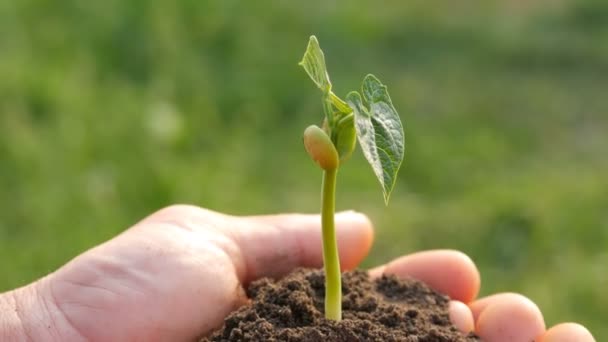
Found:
[334,113,357,163]
[346,75,405,204]
[329,92,352,116]
[299,36,332,93]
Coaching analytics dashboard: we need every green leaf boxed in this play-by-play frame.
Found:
[299,36,332,93]
[329,92,352,116]
[346,75,405,204]
[334,113,356,163]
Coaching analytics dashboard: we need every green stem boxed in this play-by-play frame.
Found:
[321,167,341,321]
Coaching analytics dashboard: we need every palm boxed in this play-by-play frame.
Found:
[46,213,243,341]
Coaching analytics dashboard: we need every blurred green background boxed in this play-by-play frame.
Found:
[1,0,607,338]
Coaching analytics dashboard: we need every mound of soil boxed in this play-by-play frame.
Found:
[203,269,479,341]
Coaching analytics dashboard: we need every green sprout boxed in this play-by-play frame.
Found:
[300,36,405,321]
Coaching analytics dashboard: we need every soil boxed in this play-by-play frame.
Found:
[203,269,480,341]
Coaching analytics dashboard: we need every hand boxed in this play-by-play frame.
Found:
[1,205,595,342]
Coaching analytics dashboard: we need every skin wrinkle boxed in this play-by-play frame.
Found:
[53,224,238,341]
[53,276,122,314]
[149,211,303,333]
[74,252,147,302]
[219,222,249,284]
[0,294,10,341]
[58,279,118,297]
[48,241,154,341]
[240,224,272,281]
[161,206,252,283]
[46,278,88,342]
[138,221,234,288]
[148,213,249,285]
[104,269,148,299]
[147,241,232,340]
[195,254,242,338]
[34,282,61,339]
[11,291,33,342]
[55,301,106,311]
[166,222,245,338]
[148,230,241,333]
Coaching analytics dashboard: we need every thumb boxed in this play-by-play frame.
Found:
[236,211,374,283]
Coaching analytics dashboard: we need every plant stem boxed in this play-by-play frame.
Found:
[321,167,341,321]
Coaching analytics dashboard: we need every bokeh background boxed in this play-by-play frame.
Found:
[1,0,607,338]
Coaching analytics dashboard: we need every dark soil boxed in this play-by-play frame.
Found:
[203,269,480,341]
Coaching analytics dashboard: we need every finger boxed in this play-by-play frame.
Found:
[449,300,474,333]
[471,293,545,342]
[141,205,374,283]
[541,323,595,342]
[369,250,480,303]
[237,210,374,282]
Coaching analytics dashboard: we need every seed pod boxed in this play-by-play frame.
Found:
[303,125,339,171]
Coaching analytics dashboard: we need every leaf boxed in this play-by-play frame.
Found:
[334,113,356,163]
[346,75,405,204]
[329,92,352,116]
[299,36,332,93]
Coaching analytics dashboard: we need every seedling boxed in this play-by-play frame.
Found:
[300,36,405,321]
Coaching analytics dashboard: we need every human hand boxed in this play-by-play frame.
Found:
[370,251,595,342]
[1,205,595,341]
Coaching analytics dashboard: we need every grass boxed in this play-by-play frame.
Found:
[1,0,607,338]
